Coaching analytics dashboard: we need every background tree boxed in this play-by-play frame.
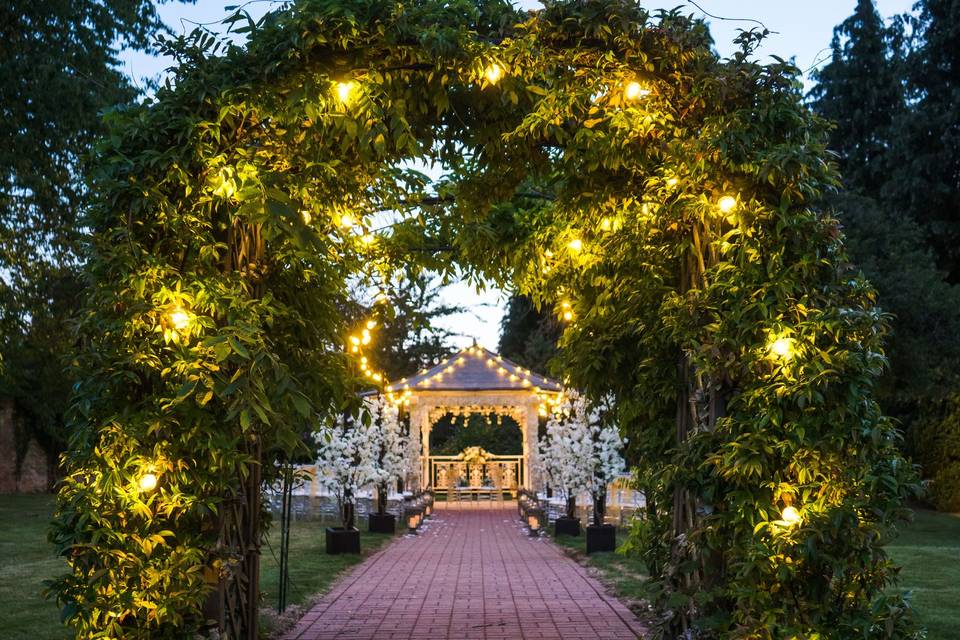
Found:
[0,0,192,470]
[809,0,960,504]
[497,294,560,373]
[808,0,905,195]
[886,0,960,282]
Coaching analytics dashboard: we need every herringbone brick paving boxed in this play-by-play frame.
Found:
[283,502,646,640]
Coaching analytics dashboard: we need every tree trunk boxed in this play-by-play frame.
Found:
[566,495,577,520]
[593,491,606,527]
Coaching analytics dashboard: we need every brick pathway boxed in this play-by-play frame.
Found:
[283,502,647,640]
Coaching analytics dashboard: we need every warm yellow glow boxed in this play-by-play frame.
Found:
[624,81,651,100]
[340,212,355,228]
[349,335,361,346]
[568,238,583,252]
[666,177,678,187]
[168,307,191,331]
[718,195,737,214]
[768,336,795,360]
[301,210,312,224]
[361,329,371,344]
[600,217,612,231]
[781,505,801,526]
[361,233,375,245]
[372,372,382,382]
[366,320,377,330]
[562,310,574,321]
[484,63,503,84]
[336,81,354,103]
[138,473,158,492]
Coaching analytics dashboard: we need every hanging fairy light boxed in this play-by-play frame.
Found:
[624,81,651,100]
[168,306,191,332]
[484,63,503,84]
[780,505,801,526]
[336,81,354,103]
[567,238,583,252]
[138,472,158,493]
[767,335,795,361]
[718,195,738,214]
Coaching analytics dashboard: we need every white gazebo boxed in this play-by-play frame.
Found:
[382,343,563,491]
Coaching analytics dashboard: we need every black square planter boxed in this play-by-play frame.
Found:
[325,527,361,554]
[554,516,581,537]
[586,524,616,554]
[368,513,396,534]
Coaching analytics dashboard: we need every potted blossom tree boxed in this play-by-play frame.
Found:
[584,400,626,554]
[315,410,379,554]
[365,396,407,534]
[538,396,592,536]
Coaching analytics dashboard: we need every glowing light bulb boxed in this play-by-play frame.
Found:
[600,217,612,231]
[718,195,737,214]
[361,233,375,245]
[484,63,503,84]
[568,238,583,252]
[361,329,371,344]
[781,505,801,525]
[301,210,312,224]
[340,212,355,228]
[562,310,574,321]
[168,307,191,331]
[349,335,361,346]
[624,81,651,100]
[366,320,377,329]
[768,336,794,360]
[138,473,158,492]
[336,81,354,103]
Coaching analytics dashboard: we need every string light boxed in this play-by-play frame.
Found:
[168,306,191,331]
[301,210,312,224]
[340,212,355,228]
[768,336,795,361]
[568,238,583,252]
[336,81,354,103]
[138,472,158,492]
[624,81,651,100]
[718,195,737,214]
[781,505,801,526]
[600,217,612,231]
[484,63,503,84]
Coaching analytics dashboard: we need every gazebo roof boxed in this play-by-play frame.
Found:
[384,344,562,394]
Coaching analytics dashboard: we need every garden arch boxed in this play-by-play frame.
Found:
[52,1,915,639]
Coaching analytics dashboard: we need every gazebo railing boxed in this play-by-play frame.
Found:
[425,454,524,499]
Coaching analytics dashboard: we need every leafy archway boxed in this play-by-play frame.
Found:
[51,0,917,638]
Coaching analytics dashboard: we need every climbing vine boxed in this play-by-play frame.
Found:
[50,1,918,638]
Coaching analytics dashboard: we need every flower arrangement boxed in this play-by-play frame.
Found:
[457,446,491,465]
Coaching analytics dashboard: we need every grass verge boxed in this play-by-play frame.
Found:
[551,510,960,640]
[0,494,396,639]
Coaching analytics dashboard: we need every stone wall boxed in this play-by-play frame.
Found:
[0,398,52,493]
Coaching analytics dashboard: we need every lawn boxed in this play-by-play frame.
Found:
[552,509,960,640]
[888,509,960,640]
[0,494,395,639]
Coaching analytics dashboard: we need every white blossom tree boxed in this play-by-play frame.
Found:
[538,393,626,523]
[539,395,593,519]
[363,395,408,513]
[586,398,627,526]
[314,411,380,529]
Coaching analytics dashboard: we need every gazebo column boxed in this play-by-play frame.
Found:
[409,404,426,491]
[523,402,541,490]
[421,408,431,488]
